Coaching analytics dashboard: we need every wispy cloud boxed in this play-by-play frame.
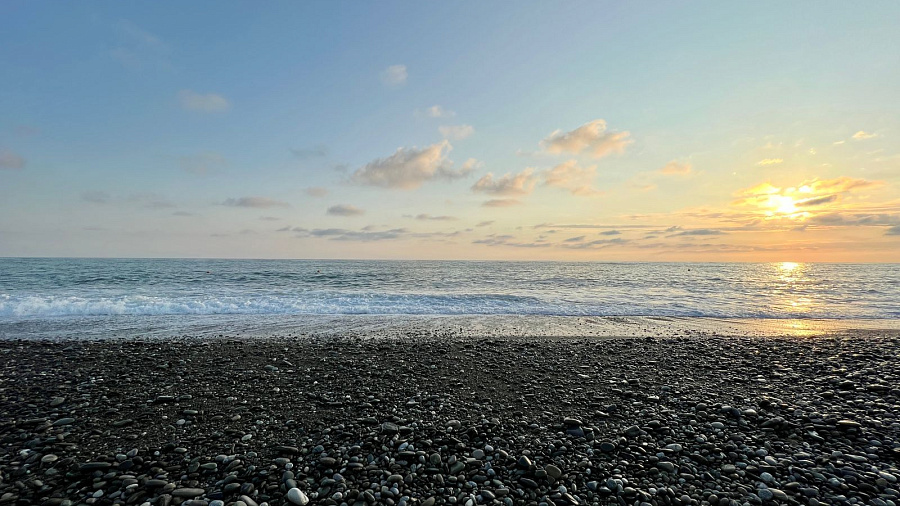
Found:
[473,234,549,248]
[886,225,900,236]
[757,158,783,166]
[326,204,365,216]
[421,105,455,118]
[541,119,632,158]
[178,90,231,112]
[410,214,457,221]
[0,149,25,169]
[110,20,171,70]
[310,228,404,241]
[291,144,328,159]
[472,169,537,196]
[795,194,838,207]
[482,199,522,207]
[222,196,289,208]
[659,160,693,175]
[179,152,226,174]
[304,187,328,197]
[852,130,879,140]
[543,160,601,196]
[351,141,475,190]
[668,228,726,237]
[296,226,462,243]
[380,64,407,87]
[439,124,474,140]
[808,212,900,227]
[562,238,630,249]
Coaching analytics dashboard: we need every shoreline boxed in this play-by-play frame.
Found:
[2,315,900,341]
[2,331,899,505]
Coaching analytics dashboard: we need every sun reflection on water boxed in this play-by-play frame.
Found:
[768,262,819,317]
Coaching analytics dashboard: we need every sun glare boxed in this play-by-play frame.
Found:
[762,195,807,220]
[779,261,800,272]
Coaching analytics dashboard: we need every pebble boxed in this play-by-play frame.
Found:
[1,335,898,506]
[286,488,309,505]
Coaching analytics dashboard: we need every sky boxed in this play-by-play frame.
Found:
[1,1,899,262]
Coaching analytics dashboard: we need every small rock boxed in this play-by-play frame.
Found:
[286,488,309,506]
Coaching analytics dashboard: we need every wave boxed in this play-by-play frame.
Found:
[0,292,893,319]
[0,293,547,318]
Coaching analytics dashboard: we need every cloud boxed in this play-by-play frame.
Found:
[476,220,494,227]
[179,152,226,174]
[660,160,693,175]
[795,194,838,207]
[472,169,537,196]
[304,187,328,197]
[259,216,281,221]
[350,141,475,189]
[852,131,879,140]
[756,158,783,166]
[669,228,726,237]
[886,225,900,236]
[564,236,585,243]
[423,105,455,118]
[413,214,457,221]
[178,90,231,112]
[326,204,365,216]
[439,124,474,140]
[110,20,171,70]
[600,230,621,235]
[380,65,407,87]
[541,119,632,158]
[808,213,900,227]
[562,238,630,249]
[303,227,408,242]
[291,145,328,159]
[543,160,600,196]
[809,177,882,193]
[482,199,522,207]
[732,177,882,213]
[0,149,25,169]
[82,190,111,204]
[631,183,657,192]
[222,197,289,208]
[736,182,782,197]
[473,234,550,248]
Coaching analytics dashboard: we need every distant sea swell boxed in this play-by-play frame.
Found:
[1,258,898,320]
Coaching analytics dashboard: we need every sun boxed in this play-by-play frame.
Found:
[762,194,806,219]
[771,195,797,215]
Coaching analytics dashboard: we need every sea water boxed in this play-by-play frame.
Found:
[0,258,898,338]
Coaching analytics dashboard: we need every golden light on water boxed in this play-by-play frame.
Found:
[770,261,818,316]
[779,261,800,272]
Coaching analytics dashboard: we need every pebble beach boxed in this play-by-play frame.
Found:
[2,330,900,506]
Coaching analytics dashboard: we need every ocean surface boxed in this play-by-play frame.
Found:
[1,258,898,338]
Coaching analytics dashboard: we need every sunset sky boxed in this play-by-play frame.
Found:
[2,1,899,261]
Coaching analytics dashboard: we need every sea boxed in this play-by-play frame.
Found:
[1,258,898,339]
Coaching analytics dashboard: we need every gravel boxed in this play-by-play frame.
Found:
[1,332,899,506]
